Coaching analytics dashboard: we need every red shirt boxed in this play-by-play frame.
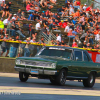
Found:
[26,4,30,11]
[62,22,67,28]
[76,1,80,6]
[58,22,62,26]
[86,6,91,11]
[72,42,78,47]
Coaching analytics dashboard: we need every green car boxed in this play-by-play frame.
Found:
[15,46,100,87]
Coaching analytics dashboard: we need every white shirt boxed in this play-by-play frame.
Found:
[56,35,61,42]
[35,23,41,30]
[12,16,16,20]
[3,19,9,25]
[0,0,5,1]
[64,25,70,32]
[95,34,100,41]
[69,7,74,15]
[83,6,87,11]
[0,0,5,3]
[30,40,36,43]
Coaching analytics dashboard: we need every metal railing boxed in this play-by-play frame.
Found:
[39,30,57,44]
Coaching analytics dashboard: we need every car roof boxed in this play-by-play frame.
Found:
[45,46,86,51]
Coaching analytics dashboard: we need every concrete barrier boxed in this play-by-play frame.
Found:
[0,57,17,73]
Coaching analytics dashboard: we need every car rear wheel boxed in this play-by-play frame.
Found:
[83,73,95,88]
[19,72,29,82]
[56,69,67,86]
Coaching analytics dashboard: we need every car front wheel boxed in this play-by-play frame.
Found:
[83,73,95,88]
[19,72,29,82]
[56,69,67,86]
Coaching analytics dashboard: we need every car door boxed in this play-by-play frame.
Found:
[82,51,94,77]
[67,50,84,77]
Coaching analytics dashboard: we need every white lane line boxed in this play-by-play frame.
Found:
[0,86,100,96]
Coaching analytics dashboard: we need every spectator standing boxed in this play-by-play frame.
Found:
[29,37,37,57]
[10,35,20,57]
[0,34,9,56]
[18,42,25,57]
[0,18,4,34]
[24,38,30,57]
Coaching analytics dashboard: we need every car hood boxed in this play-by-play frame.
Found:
[17,56,71,63]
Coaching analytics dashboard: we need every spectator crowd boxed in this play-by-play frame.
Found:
[0,0,100,57]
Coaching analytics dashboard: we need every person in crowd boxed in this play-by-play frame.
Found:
[29,37,37,57]
[3,17,10,34]
[82,41,87,48]
[64,23,70,33]
[17,42,25,57]
[24,37,30,57]
[0,0,5,5]
[83,4,87,11]
[95,31,100,44]
[12,21,26,38]
[56,33,61,42]
[10,35,20,57]
[0,34,9,56]
[6,19,16,37]
[7,2,12,12]
[16,9,22,20]
[1,3,6,17]
[12,14,17,20]
[35,21,42,30]
[73,0,81,10]
[72,42,78,47]
[40,0,47,8]
[0,18,4,34]
[86,42,92,49]
[0,3,3,11]
[41,25,47,35]
[28,12,34,20]
[21,11,27,20]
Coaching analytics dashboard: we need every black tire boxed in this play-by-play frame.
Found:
[19,72,29,82]
[50,79,57,85]
[56,69,67,86]
[83,73,95,88]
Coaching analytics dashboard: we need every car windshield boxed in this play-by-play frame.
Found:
[37,47,72,59]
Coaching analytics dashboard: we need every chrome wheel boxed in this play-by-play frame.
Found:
[60,71,66,84]
[56,69,67,86]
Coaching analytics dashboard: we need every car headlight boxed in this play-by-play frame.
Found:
[51,63,56,68]
[21,60,25,65]
[16,60,20,65]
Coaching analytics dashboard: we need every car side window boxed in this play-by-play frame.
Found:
[83,52,89,61]
[74,51,82,61]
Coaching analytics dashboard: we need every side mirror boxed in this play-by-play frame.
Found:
[76,57,78,61]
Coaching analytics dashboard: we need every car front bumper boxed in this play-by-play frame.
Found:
[14,66,57,75]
